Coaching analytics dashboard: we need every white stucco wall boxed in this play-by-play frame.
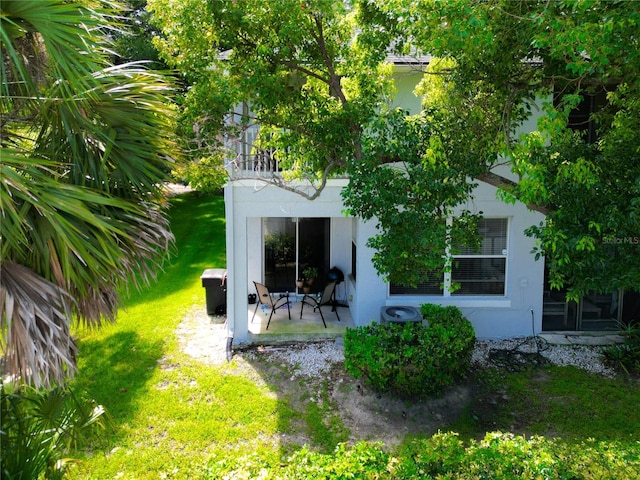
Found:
[223,73,549,343]
[225,179,352,343]
[345,217,389,327]
[376,182,545,339]
[226,174,545,343]
[390,67,423,114]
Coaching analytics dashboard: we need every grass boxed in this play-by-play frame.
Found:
[452,366,640,444]
[70,193,291,477]
[68,192,640,479]
[304,380,349,451]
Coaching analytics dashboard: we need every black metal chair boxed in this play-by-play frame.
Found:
[300,281,340,328]
[251,282,291,330]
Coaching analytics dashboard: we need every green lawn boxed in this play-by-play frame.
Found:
[69,192,640,479]
[70,193,290,477]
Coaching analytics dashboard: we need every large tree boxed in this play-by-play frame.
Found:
[356,0,640,297]
[149,0,396,192]
[150,0,640,298]
[111,0,167,68]
[1,0,178,386]
[368,0,640,296]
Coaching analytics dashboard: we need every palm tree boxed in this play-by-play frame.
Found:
[1,0,178,386]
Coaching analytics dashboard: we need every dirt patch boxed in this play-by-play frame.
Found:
[233,345,473,448]
[175,308,473,448]
[328,367,472,446]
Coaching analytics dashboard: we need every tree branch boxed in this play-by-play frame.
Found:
[238,160,340,201]
[310,13,347,104]
[476,171,550,215]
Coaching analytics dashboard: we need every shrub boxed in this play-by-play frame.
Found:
[202,434,640,479]
[1,383,109,480]
[603,321,640,374]
[203,442,390,479]
[344,304,475,398]
[172,154,228,193]
[395,432,640,479]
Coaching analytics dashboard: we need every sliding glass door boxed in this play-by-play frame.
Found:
[263,217,330,293]
[542,263,640,331]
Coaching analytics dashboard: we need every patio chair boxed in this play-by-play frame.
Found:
[251,282,291,330]
[300,281,340,328]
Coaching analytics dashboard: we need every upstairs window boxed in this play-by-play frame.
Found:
[555,87,608,144]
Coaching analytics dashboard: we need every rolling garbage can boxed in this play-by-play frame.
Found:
[201,268,227,315]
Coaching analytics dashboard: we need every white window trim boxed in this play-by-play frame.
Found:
[389,217,511,300]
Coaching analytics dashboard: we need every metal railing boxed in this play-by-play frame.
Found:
[225,122,282,179]
[222,110,348,182]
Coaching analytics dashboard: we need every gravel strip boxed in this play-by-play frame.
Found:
[243,337,616,379]
[244,342,344,378]
[472,338,616,377]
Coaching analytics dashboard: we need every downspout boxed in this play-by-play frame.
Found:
[224,173,235,360]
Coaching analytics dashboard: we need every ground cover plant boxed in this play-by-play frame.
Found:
[1,384,108,479]
[604,322,640,375]
[67,192,640,479]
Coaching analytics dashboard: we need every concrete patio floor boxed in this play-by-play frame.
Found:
[246,299,354,344]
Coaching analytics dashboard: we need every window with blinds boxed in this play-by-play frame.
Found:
[390,218,508,296]
[389,270,444,295]
[452,218,508,296]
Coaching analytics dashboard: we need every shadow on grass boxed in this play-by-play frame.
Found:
[75,330,164,429]
[450,365,640,444]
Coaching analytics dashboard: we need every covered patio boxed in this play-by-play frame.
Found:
[246,298,354,344]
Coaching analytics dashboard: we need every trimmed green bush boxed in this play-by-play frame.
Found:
[344,304,475,398]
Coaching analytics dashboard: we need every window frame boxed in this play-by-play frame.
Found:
[450,218,509,296]
[389,217,510,297]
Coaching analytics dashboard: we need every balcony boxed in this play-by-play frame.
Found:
[225,122,284,180]
[224,121,348,184]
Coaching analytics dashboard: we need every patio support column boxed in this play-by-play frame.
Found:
[224,180,235,342]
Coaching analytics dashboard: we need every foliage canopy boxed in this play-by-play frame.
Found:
[150,0,640,297]
[1,0,178,385]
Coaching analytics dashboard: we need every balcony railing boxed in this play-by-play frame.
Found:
[225,122,283,179]
[223,114,348,183]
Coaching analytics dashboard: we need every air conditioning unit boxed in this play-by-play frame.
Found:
[380,306,422,324]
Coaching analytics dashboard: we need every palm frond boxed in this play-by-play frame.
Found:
[35,63,178,199]
[1,153,174,326]
[1,383,109,478]
[0,261,76,387]
[1,0,179,385]
[1,0,112,96]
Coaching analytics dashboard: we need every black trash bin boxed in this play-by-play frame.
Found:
[201,268,227,315]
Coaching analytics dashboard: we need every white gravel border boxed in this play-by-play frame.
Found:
[472,338,616,377]
[244,342,344,378]
[242,337,617,379]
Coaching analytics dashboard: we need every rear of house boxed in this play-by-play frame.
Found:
[222,62,637,345]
